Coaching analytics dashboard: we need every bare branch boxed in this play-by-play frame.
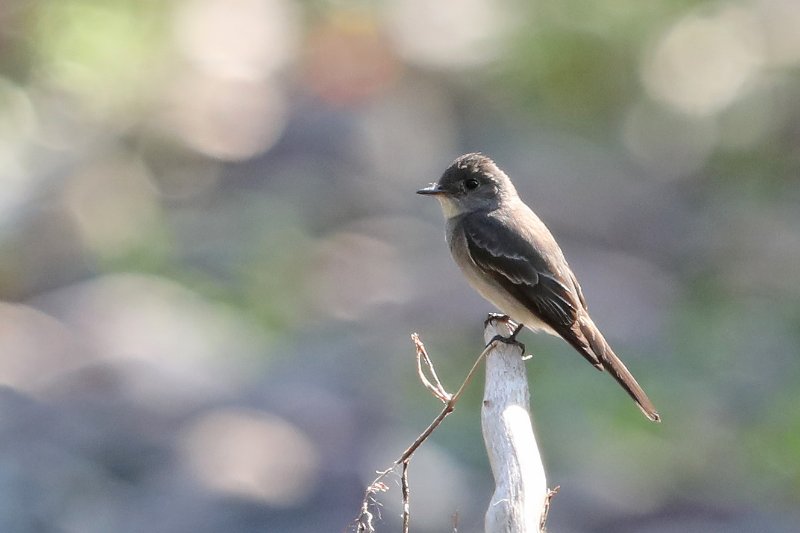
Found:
[398,337,495,464]
[351,332,502,532]
[412,333,450,403]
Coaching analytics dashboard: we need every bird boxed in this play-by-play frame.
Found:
[417,153,660,422]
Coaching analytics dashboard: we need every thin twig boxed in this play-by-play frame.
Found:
[351,334,502,532]
[539,485,560,532]
[354,470,391,533]
[413,333,451,403]
[398,339,496,463]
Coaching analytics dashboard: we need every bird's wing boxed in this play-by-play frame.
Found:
[462,213,658,421]
[461,213,582,329]
[569,269,587,310]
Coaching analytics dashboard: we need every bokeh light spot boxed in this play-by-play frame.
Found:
[180,409,320,505]
[642,5,765,116]
[174,0,299,81]
[384,0,508,69]
[161,74,287,161]
[304,11,399,105]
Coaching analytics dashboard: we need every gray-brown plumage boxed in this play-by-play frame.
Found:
[418,153,660,422]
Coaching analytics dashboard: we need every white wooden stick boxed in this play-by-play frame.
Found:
[482,318,548,533]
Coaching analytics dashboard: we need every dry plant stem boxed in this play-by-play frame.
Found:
[353,335,499,532]
[354,471,391,533]
[394,337,495,530]
[413,333,451,403]
[399,338,496,463]
[540,486,560,532]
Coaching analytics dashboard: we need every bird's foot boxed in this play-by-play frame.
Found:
[486,322,526,356]
[484,313,522,332]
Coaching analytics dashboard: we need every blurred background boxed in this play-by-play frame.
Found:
[1,0,799,531]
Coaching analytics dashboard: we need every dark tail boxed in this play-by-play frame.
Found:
[577,316,661,422]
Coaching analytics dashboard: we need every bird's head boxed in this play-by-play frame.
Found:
[417,153,518,218]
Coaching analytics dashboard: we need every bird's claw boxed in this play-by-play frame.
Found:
[487,321,525,353]
[487,333,526,355]
[484,313,511,327]
[484,315,526,355]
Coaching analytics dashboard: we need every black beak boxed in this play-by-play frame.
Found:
[416,184,447,196]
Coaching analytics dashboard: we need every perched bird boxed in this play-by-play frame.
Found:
[417,153,660,422]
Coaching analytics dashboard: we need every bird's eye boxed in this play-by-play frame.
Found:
[464,178,480,191]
